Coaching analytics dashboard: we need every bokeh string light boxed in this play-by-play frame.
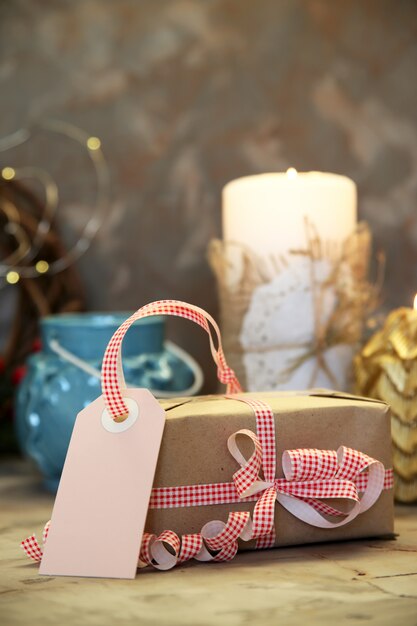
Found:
[0,120,110,286]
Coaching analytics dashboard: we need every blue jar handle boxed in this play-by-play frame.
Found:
[153,340,203,397]
[47,337,204,397]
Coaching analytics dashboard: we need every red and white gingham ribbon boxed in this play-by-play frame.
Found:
[21,301,394,571]
[101,300,242,420]
[21,397,393,570]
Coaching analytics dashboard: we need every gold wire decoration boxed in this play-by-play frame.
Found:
[0,119,110,284]
[0,120,109,450]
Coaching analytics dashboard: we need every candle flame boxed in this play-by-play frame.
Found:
[414,294,417,310]
[286,167,298,180]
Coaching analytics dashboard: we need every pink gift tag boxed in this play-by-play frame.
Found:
[40,389,165,579]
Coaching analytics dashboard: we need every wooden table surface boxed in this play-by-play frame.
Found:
[1,458,417,626]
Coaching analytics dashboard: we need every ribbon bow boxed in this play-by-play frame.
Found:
[229,431,386,546]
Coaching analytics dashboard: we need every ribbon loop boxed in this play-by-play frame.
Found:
[138,532,154,568]
[227,396,276,482]
[275,477,359,502]
[202,512,250,551]
[150,530,181,571]
[283,449,339,482]
[336,446,375,480]
[21,534,43,563]
[177,534,203,564]
[227,429,272,498]
[102,300,243,420]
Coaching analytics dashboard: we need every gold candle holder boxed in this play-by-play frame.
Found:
[355,298,417,502]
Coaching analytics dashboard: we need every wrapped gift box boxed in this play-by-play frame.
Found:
[146,390,394,549]
[21,302,395,574]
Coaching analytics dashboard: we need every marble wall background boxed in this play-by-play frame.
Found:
[1,0,417,390]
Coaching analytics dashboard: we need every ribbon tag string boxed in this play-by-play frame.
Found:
[102,300,242,421]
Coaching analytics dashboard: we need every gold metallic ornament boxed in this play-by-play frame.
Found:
[0,120,110,286]
[355,306,417,502]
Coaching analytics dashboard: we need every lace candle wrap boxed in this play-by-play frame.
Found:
[146,391,393,551]
[210,171,376,393]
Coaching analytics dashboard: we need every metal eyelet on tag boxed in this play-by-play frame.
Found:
[101,398,139,433]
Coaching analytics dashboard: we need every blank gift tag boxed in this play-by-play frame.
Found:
[40,389,165,579]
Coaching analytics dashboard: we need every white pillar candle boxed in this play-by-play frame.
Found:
[220,170,359,392]
[223,170,357,256]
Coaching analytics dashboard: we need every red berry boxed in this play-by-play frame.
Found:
[32,338,42,352]
[11,365,27,386]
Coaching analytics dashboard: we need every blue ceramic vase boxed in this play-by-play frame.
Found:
[15,313,203,491]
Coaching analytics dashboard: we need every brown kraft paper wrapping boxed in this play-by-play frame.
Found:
[145,390,394,550]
